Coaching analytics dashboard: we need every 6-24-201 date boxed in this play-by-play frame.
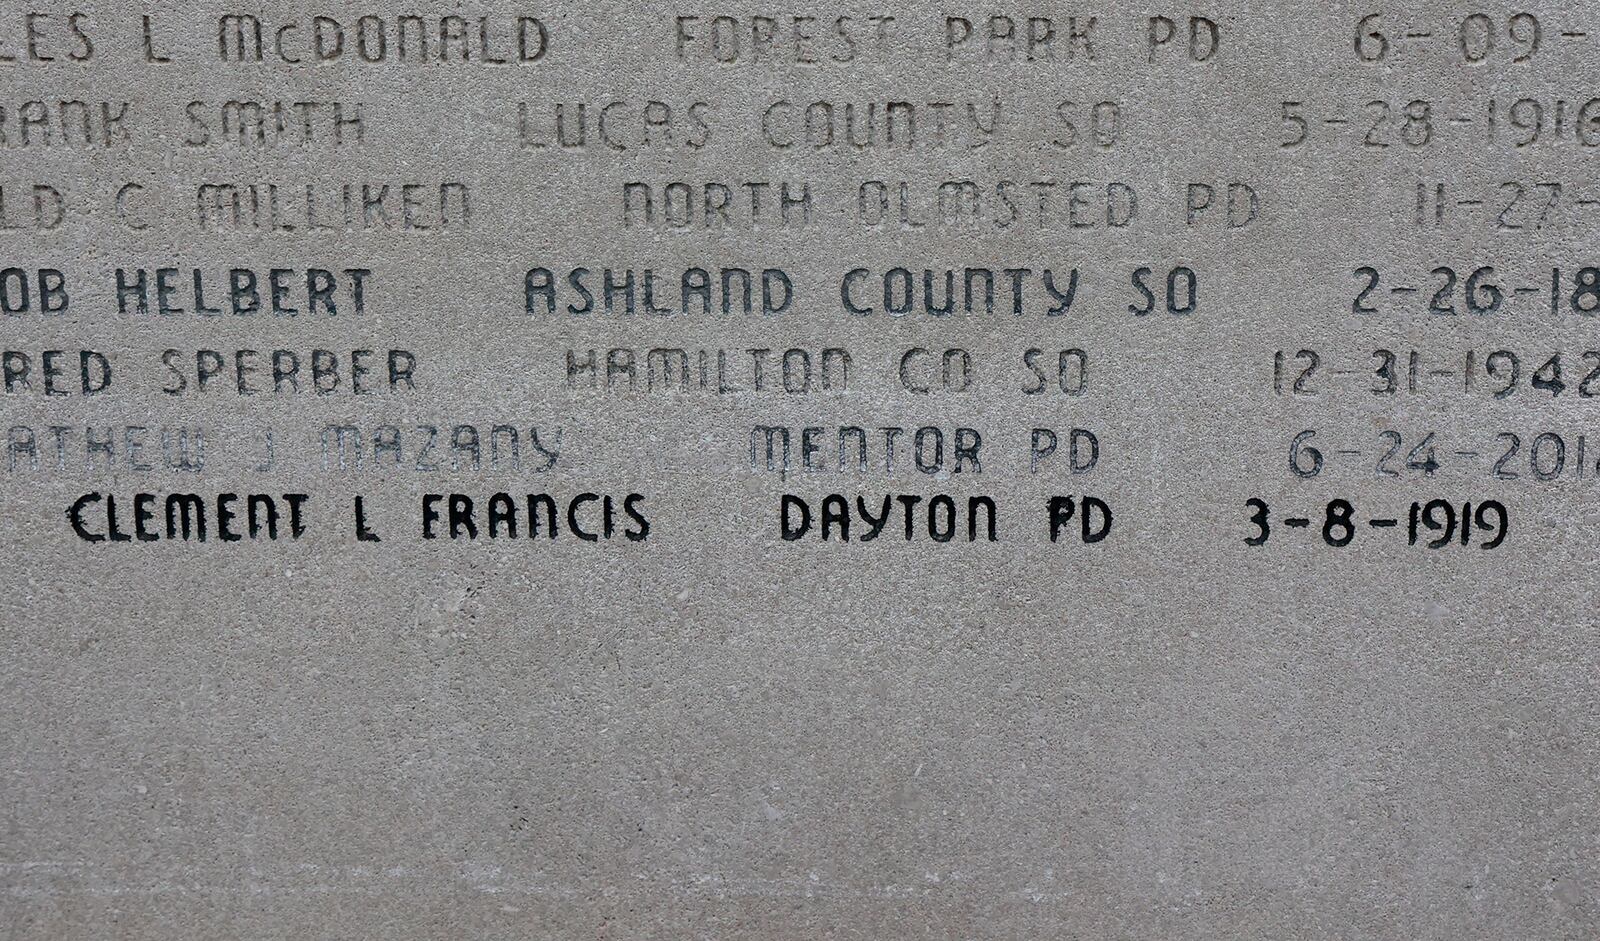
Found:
[1287,429,1600,482]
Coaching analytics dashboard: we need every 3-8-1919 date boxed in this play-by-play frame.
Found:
[1245,498,1508,549]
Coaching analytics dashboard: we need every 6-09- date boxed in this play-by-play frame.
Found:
[1245,498,1508,549]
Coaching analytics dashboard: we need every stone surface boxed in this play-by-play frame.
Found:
[2,2,1598,938]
